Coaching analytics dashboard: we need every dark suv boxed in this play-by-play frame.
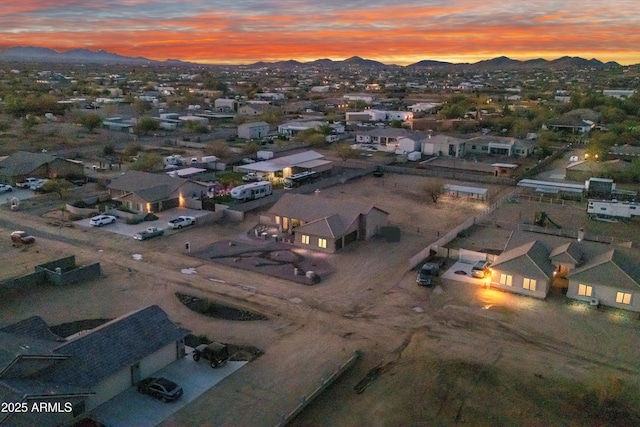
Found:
[192,342,230,368]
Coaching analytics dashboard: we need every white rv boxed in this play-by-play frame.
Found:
[587,199,640,220]
[230,181,273,202]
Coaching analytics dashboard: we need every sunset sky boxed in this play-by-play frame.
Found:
[1,0,639,65]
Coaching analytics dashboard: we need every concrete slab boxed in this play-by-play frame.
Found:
[441,260,491,286]
[74,207,210,238]
[90,355,247,427]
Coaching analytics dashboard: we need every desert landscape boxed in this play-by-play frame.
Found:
[2,171,640,426]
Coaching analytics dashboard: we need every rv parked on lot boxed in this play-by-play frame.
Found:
[230,181,273,202]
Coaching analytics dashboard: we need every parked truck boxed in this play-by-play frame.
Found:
[133,227,165,240]
[416,262,441,287]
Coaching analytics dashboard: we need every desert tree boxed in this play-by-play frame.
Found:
[423,179,446,203]
[76,113,103,133]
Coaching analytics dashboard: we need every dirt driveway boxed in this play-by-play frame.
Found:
[1,173,640,426]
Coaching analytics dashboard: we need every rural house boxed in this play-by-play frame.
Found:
[0,151,85,185]
[264,193,389,253]
[0,305,188,427]
[106,170,206,213]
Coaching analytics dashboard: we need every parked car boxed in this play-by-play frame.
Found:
[89,214,117,227]
[137,377,183,402]
[168,216,196,229]
[471,260,491,278]
[0,184,13,193]
[10,230,35,245]
[16,177,40,189]
[242,172,261,182]
[192,342,230,368]
[29,179,49,191]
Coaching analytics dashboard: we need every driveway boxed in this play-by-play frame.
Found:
[74,207,210,238]
[441,260,492,286]
[91,354,247,427]
[0,187,37,204]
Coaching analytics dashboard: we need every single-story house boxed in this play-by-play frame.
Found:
[0,305,188,426]
[0,151,85,185]
[264,193,389,253]
[238,121,270,140]
[566,248,640,312]
[238,103,271,116]
[489,240,555,299]
[421,134,466,157]
[106,170,207,213]
[485,229,640,311]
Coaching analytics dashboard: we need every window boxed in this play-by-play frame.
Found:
[318,238,327,249]
[301,235,309,245]
[499,273,512,286]
[578,284,592,297]
[523,278,537,291]
[616,292,632,305]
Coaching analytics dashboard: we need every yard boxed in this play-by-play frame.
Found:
[1,172,640,426]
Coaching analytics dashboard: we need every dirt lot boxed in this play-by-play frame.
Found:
[1,173,640,426]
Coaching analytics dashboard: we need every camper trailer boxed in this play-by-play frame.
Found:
[587,199,640,221]
[230,181,273,202]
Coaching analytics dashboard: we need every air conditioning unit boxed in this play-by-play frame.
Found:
[590,298,600,307]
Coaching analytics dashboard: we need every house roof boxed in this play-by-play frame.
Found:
[42,305,189,388]
[492,240,554,279]
[295,214,346,238]
[240,150,328,173]
[0,315,65,343]
[568,249,640,291]
[549,241,584,266]
[0,151,57,176]
[0,332,65,374]
[107,170,190,202]
[268,193,387,238]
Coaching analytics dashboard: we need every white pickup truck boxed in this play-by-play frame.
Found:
[133,227,165,240]
[167,216,196,229]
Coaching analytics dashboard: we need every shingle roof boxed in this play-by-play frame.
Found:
[492,240,554,279]
[0,332,65,374]
[268,193,387,239]
[549,241,584,266]
[107,170,190,201]
[43,305,189,388]
[0,315,65,343]
[0,151,57,176]
[295,214,345,238]
[568,249,640,291]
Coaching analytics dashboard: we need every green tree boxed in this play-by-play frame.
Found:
[204,140,232,159]
[76,113,103,133]
[41,179,72,200]
[186,120,209,134]
[423,179,446,203]
[333,143,355,161]
[129,152,163,172]
[241,141,261,156]
[134,116,160,136]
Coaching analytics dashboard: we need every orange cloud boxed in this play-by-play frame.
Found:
[0,2,639,65]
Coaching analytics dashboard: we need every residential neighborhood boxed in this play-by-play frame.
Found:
[1,52,640,426]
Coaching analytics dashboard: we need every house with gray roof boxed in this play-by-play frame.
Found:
[265,193,389,253]
[106,170,207,213]
[0,305,188,426]
[483,229,640,311]
[0,151,85,185]
[237,150,333,180]
[566,248,640,312]
[489,240,555,298]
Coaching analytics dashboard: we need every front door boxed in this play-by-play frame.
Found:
[131,362,141,385]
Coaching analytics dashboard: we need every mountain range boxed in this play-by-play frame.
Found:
[0,46,627,70]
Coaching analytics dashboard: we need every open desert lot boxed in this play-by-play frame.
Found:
[2,173,640,426]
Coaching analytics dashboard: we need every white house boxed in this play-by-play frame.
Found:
[238,121,270,140]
